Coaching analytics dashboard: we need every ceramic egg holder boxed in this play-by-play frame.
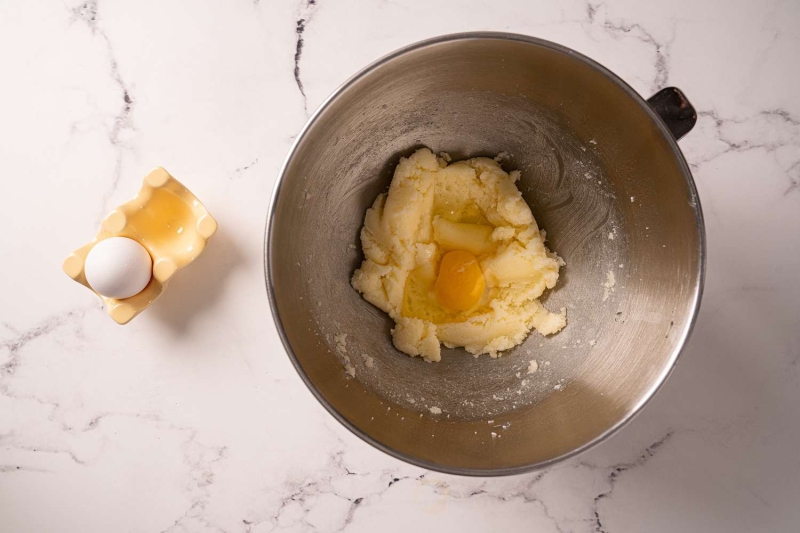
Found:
[63,168,217,324]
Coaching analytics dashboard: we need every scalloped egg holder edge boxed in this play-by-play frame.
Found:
[62,168,217,324]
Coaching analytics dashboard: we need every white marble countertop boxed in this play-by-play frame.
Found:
[2,0,799,531]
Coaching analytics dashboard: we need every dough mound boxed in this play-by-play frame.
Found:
[351,148,565,362]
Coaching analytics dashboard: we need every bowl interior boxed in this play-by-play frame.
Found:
[268,35,702,474]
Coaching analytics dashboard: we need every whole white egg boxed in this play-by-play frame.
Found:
[84,237,152,299]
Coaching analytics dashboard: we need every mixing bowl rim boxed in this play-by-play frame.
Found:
[264,31,706,476]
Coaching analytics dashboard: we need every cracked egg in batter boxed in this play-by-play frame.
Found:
[351,148,566,362]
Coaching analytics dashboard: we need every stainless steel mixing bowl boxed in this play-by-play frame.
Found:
[266,33,704,475]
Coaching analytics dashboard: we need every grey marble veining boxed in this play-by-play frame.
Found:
[1,0,799,531]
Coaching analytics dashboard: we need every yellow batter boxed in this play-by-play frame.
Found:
[351,148,566,362]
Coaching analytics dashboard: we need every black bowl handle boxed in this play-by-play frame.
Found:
[647,87,697,141]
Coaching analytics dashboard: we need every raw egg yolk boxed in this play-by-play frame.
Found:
[434,250,486,312]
